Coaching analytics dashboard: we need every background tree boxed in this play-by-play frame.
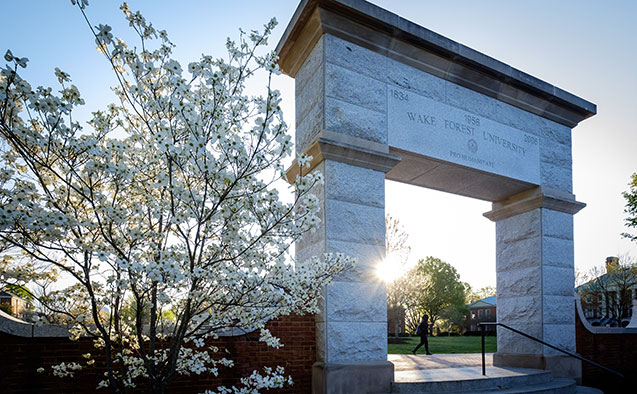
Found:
[466,285,496,303]
[437,304,468,335]
[0,2,350,393]
[622,172,637,243]
[410,257,468,335]
[578,254,637,326]
[384,215,412,337]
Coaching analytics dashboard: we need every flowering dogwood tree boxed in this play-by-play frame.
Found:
[0,1,351,393]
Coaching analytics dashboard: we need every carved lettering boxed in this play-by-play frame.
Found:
[406,112,436,126]
[449,151,495,168]
[482,131,526,156]
[390,89,409,101]
[444,119,475,136]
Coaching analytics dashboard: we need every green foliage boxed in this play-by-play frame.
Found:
[466,285,496,303]
[437,304,469,335]
[2,284,34,302]
[622,172,637,242]
[411,257,468,331]
[0,302,12,315]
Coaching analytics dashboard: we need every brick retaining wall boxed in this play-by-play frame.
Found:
[0,315,315,394]
[575,297,637,393]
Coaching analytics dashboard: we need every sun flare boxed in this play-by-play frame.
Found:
[376,258,404,283]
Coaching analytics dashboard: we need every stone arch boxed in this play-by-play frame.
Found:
[278,1,595,393]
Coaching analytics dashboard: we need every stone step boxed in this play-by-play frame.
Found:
[392,367,553,392]
[575,386,603,394]
[387,366,585,394]
[388,378,576,394]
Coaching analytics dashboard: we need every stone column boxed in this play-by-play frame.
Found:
[286,31,401,393]
[290,139,399,394]
[626,299,637,328]
[484,187,585,381]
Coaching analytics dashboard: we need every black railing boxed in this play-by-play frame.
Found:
[479,322,624,378]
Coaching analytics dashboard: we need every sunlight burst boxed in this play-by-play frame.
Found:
[376,257,404,283]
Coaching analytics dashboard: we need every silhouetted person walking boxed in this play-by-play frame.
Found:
[412,314,432,355]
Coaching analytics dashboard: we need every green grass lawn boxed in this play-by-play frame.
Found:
[388,336,497,354]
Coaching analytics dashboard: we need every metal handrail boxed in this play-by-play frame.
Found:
[478,322,624,378]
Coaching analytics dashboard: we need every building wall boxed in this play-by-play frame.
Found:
[579,288,636,326]
[0,294,29,318]
[387,306,405,335]
[466,305,497,333]
[0,315,315,394]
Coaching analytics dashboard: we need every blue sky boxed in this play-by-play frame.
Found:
[1,1,636,288]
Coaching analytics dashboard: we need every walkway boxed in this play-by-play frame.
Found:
[390,353,494,371]
[389,353,524,383]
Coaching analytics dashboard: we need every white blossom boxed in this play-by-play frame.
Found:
[0,3,352,393]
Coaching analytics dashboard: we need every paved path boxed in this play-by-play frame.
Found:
[389,353,499,383]
[389,353,494,371]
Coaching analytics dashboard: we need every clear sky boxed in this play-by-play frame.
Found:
[1,1,635,290]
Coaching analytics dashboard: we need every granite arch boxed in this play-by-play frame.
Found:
[278,1,595,393]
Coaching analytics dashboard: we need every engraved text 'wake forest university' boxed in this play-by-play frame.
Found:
[387,87,541,184]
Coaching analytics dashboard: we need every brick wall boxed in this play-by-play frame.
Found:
[575,301,637,393]
[0,315,315,394]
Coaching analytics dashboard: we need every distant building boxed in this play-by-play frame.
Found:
[0,290,30,318]
[465,296,496,333]
[387,306,406,336]
[576,256,637,327]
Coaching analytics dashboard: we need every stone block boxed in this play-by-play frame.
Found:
[496,266,541,298]
[325,161,384,208]
[444,79,544,138]
[296,98,324,154]
[543,295,575,325]
[296,165,326,251]
[496,295,541,325]
[542,265,575,296]
[326,321,387,363]
[296,35,324,94]
[496,236,541,272]
[296,66,324,129]
[386,58,445,102]
[312,361,394,394]
[326,281,386,322]
[497,322,543,354]
[496,209,540,243]
[541,236,574,268]
[296,222,326,253]
[295,239,326,269]
[0,316,32,337]
[543,355,581,381]
[305,160,327,201]
[325,199,385,245]
[32,324,68,337]
[325,63,386,112]
[316,321,326,362]
[326,239,385,282]
[540,139,572,169]
[543,323,576,354]
[325,97,387,144]
[541,162,573,192]
[387,85,541,185]
[324,34,389,83]
[540,120,572,146]
[541,210,573,240]
[316,287,329,323]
